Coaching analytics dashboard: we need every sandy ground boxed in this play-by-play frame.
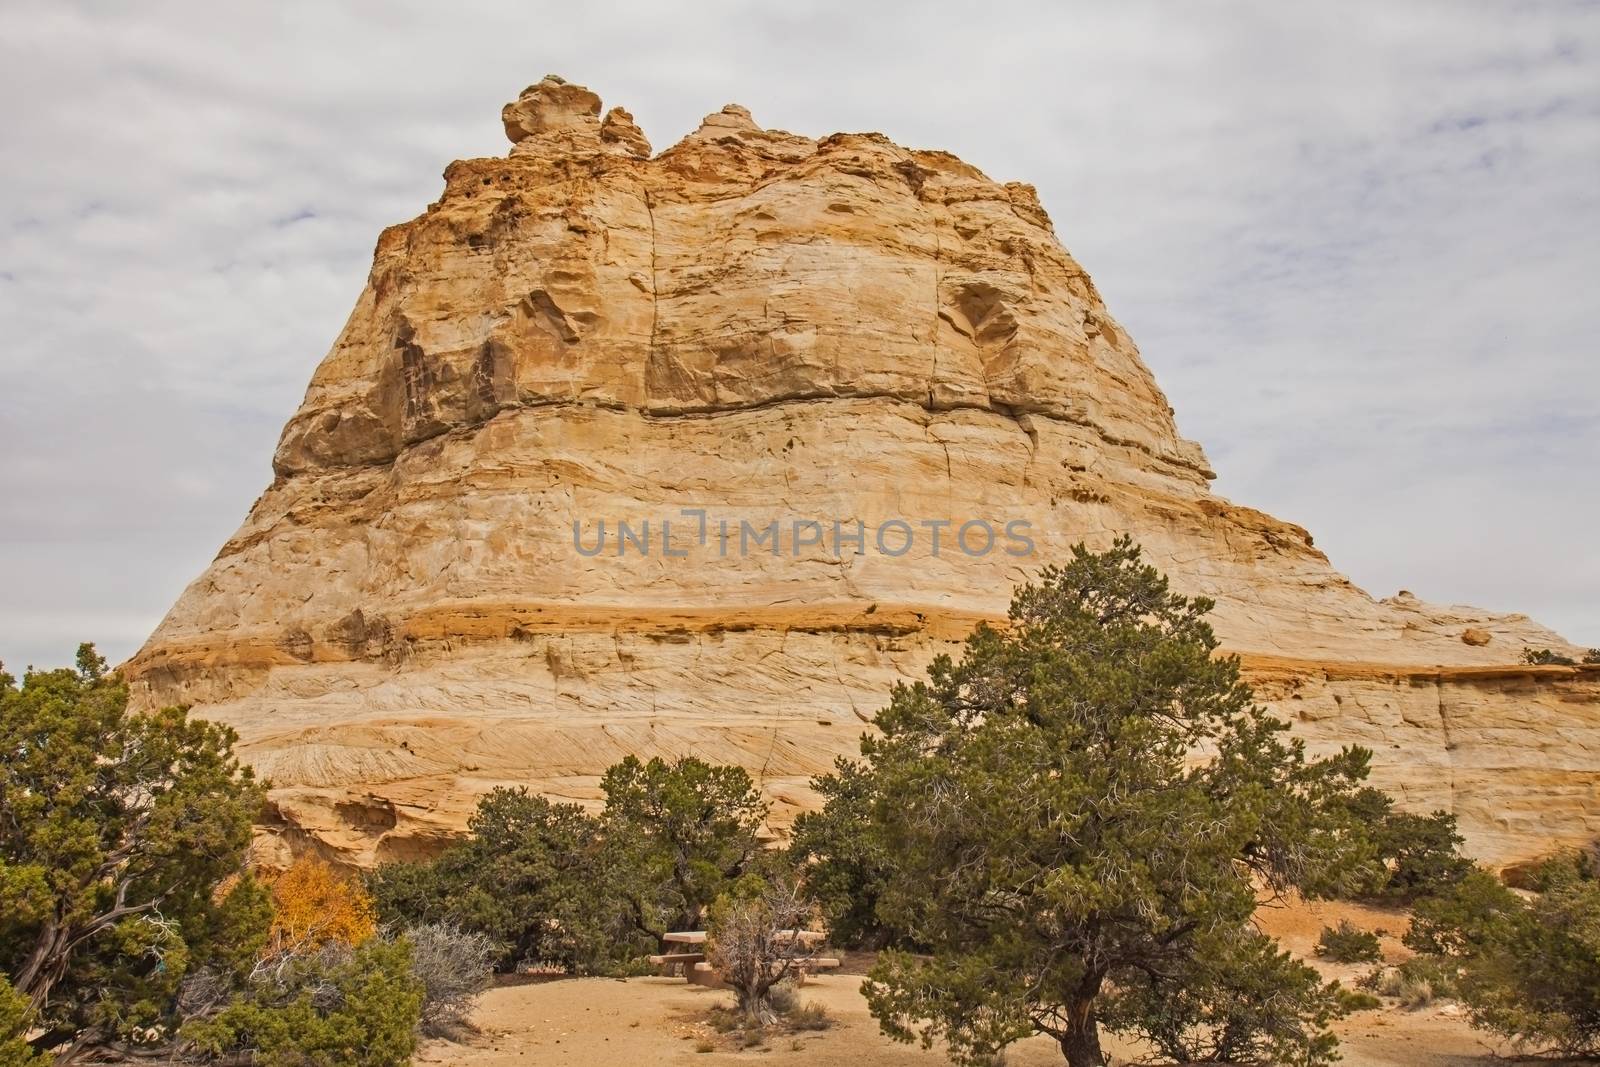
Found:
[415,972,1490,1066]
[417,896,1497,1067]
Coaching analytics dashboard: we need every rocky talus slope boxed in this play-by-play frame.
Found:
[125,77,1599,869]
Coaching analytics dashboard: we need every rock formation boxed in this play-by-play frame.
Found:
[124,76,1599,869]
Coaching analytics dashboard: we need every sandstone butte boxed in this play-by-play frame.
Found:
[124,76,1599,872]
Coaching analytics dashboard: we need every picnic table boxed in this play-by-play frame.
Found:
[650,931,707,979]
[661,931,707,945]
[649,930,840,988]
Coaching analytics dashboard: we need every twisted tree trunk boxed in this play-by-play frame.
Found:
[1058,1019,1106,1067]
[1057,993,1107,1067]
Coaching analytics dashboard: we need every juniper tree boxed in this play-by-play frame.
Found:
[601,755,768,930]
[1328,786,1471,902]
[1406,855,1600,1057]
[857,538,1373,1067]
[0,977,43,1066]
[367,787,640,972]
[0,645,266,1056]
[788,757,899,948]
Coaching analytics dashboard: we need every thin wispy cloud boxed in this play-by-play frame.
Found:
[1,0,1595,669]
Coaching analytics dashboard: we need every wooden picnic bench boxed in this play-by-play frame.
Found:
[647,950,705,976]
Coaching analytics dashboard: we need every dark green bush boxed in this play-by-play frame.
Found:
[788,758,901,948]
[1330,787,1472,903]
[1102,925,1351,1067]
[1406,856,1600,1056]
[1522,647,1577,665]
[369,756,769,976]
[1315,921,1382,963]
[1403,868,1525,957]
[1338,989,1383,1012]
[368,788,651,974]
[185,938,423,1067]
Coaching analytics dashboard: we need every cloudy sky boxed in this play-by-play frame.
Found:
[1,0,1596,671]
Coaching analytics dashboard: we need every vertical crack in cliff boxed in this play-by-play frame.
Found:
[644,185,660,358]
[828,639,864,723]
[927,223,943,410]
[756,725,779,788]
[1433,680,1461,818]
[939,436,954,509]
[1016,412,1041,488]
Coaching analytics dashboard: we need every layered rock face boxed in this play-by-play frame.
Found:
[125,77,1599,869]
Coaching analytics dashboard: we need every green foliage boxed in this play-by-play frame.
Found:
[186,937,422,1067]
[1101,926,1350,1067]
[364,860,446,934]
[0,645,266,1053]
[1586,648,1600,665]
[601,755,768,930]
[1403,867,1523,957]
[855,538,1373,1067]
[1327,787,1472,902]
[0,977,44,1066]
[1407,854,1600,1056]
[1522,647,1577,665]
[371,758,769,975]
[1376,811,1472,902]
[368,787,649,974]
[1340,989,1383,1012]
[788,758,899,948]
[1315,920,1382,963]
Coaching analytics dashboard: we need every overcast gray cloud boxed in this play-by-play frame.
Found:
[1,0,1595,670]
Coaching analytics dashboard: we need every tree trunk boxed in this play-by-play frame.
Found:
[1058,1004,1106,1067]
[737,987,777,1028]
[16,918,71,1010]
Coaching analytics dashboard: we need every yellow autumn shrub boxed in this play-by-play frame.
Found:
[267,856,378,955]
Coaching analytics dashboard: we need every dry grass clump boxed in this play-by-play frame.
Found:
[1397,977,1435,1009]
[702,983,834,1050]
[1357,956,1459,1010]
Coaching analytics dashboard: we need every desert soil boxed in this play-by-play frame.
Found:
[417,899,1495,1067]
